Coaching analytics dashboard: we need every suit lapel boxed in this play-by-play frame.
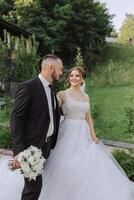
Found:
[35,77,60,118]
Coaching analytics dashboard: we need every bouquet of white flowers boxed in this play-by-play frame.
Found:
[8,146,46,181]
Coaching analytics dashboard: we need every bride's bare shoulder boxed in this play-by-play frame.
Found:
[57,90,66,104]
[57,90,66,97]
[83,92,90,102]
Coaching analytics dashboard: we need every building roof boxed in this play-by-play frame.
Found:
[105,37,117,43]
[0,18,31,37]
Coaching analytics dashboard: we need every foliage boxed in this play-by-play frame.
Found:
[89,60,134,87]
[0,127,11,148]
[87,44,134,86]
[2,95,12,116]
[110,28,118,38]
[0,37,8,81]
[118,14,134,44]
[14,0,35,7]
[0,96,12,148]
[0,0,14,18]
[113,149,134,179]
[53,78,65,93]
[125,102,134,134]
[0,96,12,125]
[0,31,39,82]
[11,35,39,81]
[74,47,84,68]
[1,0,113,67]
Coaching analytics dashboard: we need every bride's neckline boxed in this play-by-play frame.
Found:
[64,90,88,103]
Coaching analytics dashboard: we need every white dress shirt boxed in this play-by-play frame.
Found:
[38,74,55,141]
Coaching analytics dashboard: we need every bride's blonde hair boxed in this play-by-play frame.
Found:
[65,67,86,87]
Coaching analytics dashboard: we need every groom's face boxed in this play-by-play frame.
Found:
[52,60,63,80]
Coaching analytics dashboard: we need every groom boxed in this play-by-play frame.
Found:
[10,54,63,200]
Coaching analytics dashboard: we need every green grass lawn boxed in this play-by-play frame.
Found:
[86,84,134,143]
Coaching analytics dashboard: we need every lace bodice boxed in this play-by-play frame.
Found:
[60,91,90,120]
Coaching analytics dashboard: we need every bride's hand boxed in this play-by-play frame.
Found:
[92,135,99,144]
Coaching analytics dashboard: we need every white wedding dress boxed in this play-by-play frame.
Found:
[0,91,134,200]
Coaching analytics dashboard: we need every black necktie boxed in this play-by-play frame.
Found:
[49,84,56,134]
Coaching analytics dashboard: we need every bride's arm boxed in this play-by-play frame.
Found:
[85,94,99,144]
[56,91,65,107]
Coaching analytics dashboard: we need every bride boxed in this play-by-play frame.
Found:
[0,67,134,200]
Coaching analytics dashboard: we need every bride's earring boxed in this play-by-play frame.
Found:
[81,80,84,85]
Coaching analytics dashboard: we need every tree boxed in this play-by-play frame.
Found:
[1,0,113,67]
[0,0,14,18]
[110,28,118,38]
[118,14,134,44]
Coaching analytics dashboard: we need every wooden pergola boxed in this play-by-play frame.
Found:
[0,18,31,38]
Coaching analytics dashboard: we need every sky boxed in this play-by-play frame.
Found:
[99,0,134,32]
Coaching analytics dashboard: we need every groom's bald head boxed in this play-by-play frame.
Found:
[39,54,62,71]
[39,54,63,81]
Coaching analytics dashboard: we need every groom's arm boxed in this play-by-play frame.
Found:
[10,82,30,157]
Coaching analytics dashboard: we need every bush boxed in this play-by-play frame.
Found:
[0,37,8,82]
[112,149,134,179]
[0,96,12,148]
[11,35,39,82]
[0,31,40,84]
[87,44,134,86]
[125,104,134,134]
[0,127,11,148]
[0,96,12,125]
[2,95,12,115]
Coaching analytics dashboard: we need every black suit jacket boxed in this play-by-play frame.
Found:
[10,78,60,158]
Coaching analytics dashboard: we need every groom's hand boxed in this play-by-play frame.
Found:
[12,156,21,169]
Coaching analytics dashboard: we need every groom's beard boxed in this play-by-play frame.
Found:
[51,74,61,81]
